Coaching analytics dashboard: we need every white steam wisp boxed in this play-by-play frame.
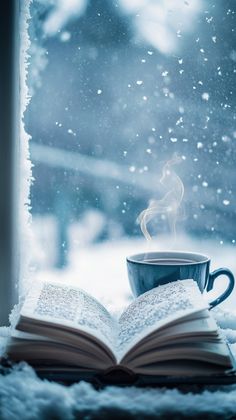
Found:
[137,155,184,241]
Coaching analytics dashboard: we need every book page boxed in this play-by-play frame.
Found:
[20,281,117,349]
[117,279,209,360]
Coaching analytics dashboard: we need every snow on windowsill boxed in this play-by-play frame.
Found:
[1,235,236,419]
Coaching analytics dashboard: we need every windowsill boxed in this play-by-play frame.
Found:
[0,311,236,418]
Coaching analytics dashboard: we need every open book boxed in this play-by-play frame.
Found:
[6,279,235,383]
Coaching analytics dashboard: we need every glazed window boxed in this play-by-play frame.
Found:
[23,0,236,309]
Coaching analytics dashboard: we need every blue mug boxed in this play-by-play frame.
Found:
[126,251,235,308]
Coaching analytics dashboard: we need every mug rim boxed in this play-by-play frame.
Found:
[126,250,210,265]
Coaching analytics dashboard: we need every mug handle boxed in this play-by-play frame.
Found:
[206,268,235,309]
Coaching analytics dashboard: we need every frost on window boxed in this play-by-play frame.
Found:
[25,0,236,310]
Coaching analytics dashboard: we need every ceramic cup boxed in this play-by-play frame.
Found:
[126,251,234,308]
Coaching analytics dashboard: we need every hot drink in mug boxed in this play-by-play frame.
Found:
[126,251,234,308]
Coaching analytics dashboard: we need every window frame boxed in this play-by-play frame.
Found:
[0,0,19,325]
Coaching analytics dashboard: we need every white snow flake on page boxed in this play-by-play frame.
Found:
[118,279,208,357]
[34,283,84,321]
[22,281,117,348]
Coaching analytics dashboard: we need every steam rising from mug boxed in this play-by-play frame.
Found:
[137,154,184,241]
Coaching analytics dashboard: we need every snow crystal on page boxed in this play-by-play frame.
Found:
[118,279,208,355]
[29,282,116,347]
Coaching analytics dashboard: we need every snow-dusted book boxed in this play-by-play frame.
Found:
[6,279,235,383]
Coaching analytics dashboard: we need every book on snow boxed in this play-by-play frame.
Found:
[5,279,236,386]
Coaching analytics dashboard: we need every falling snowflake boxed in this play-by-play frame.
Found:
[202,92,210,101]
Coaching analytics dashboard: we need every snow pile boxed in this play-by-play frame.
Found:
[1,351,236,419]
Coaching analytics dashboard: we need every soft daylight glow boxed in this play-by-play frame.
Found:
[119,0,203,54]
[43,0,88,36]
